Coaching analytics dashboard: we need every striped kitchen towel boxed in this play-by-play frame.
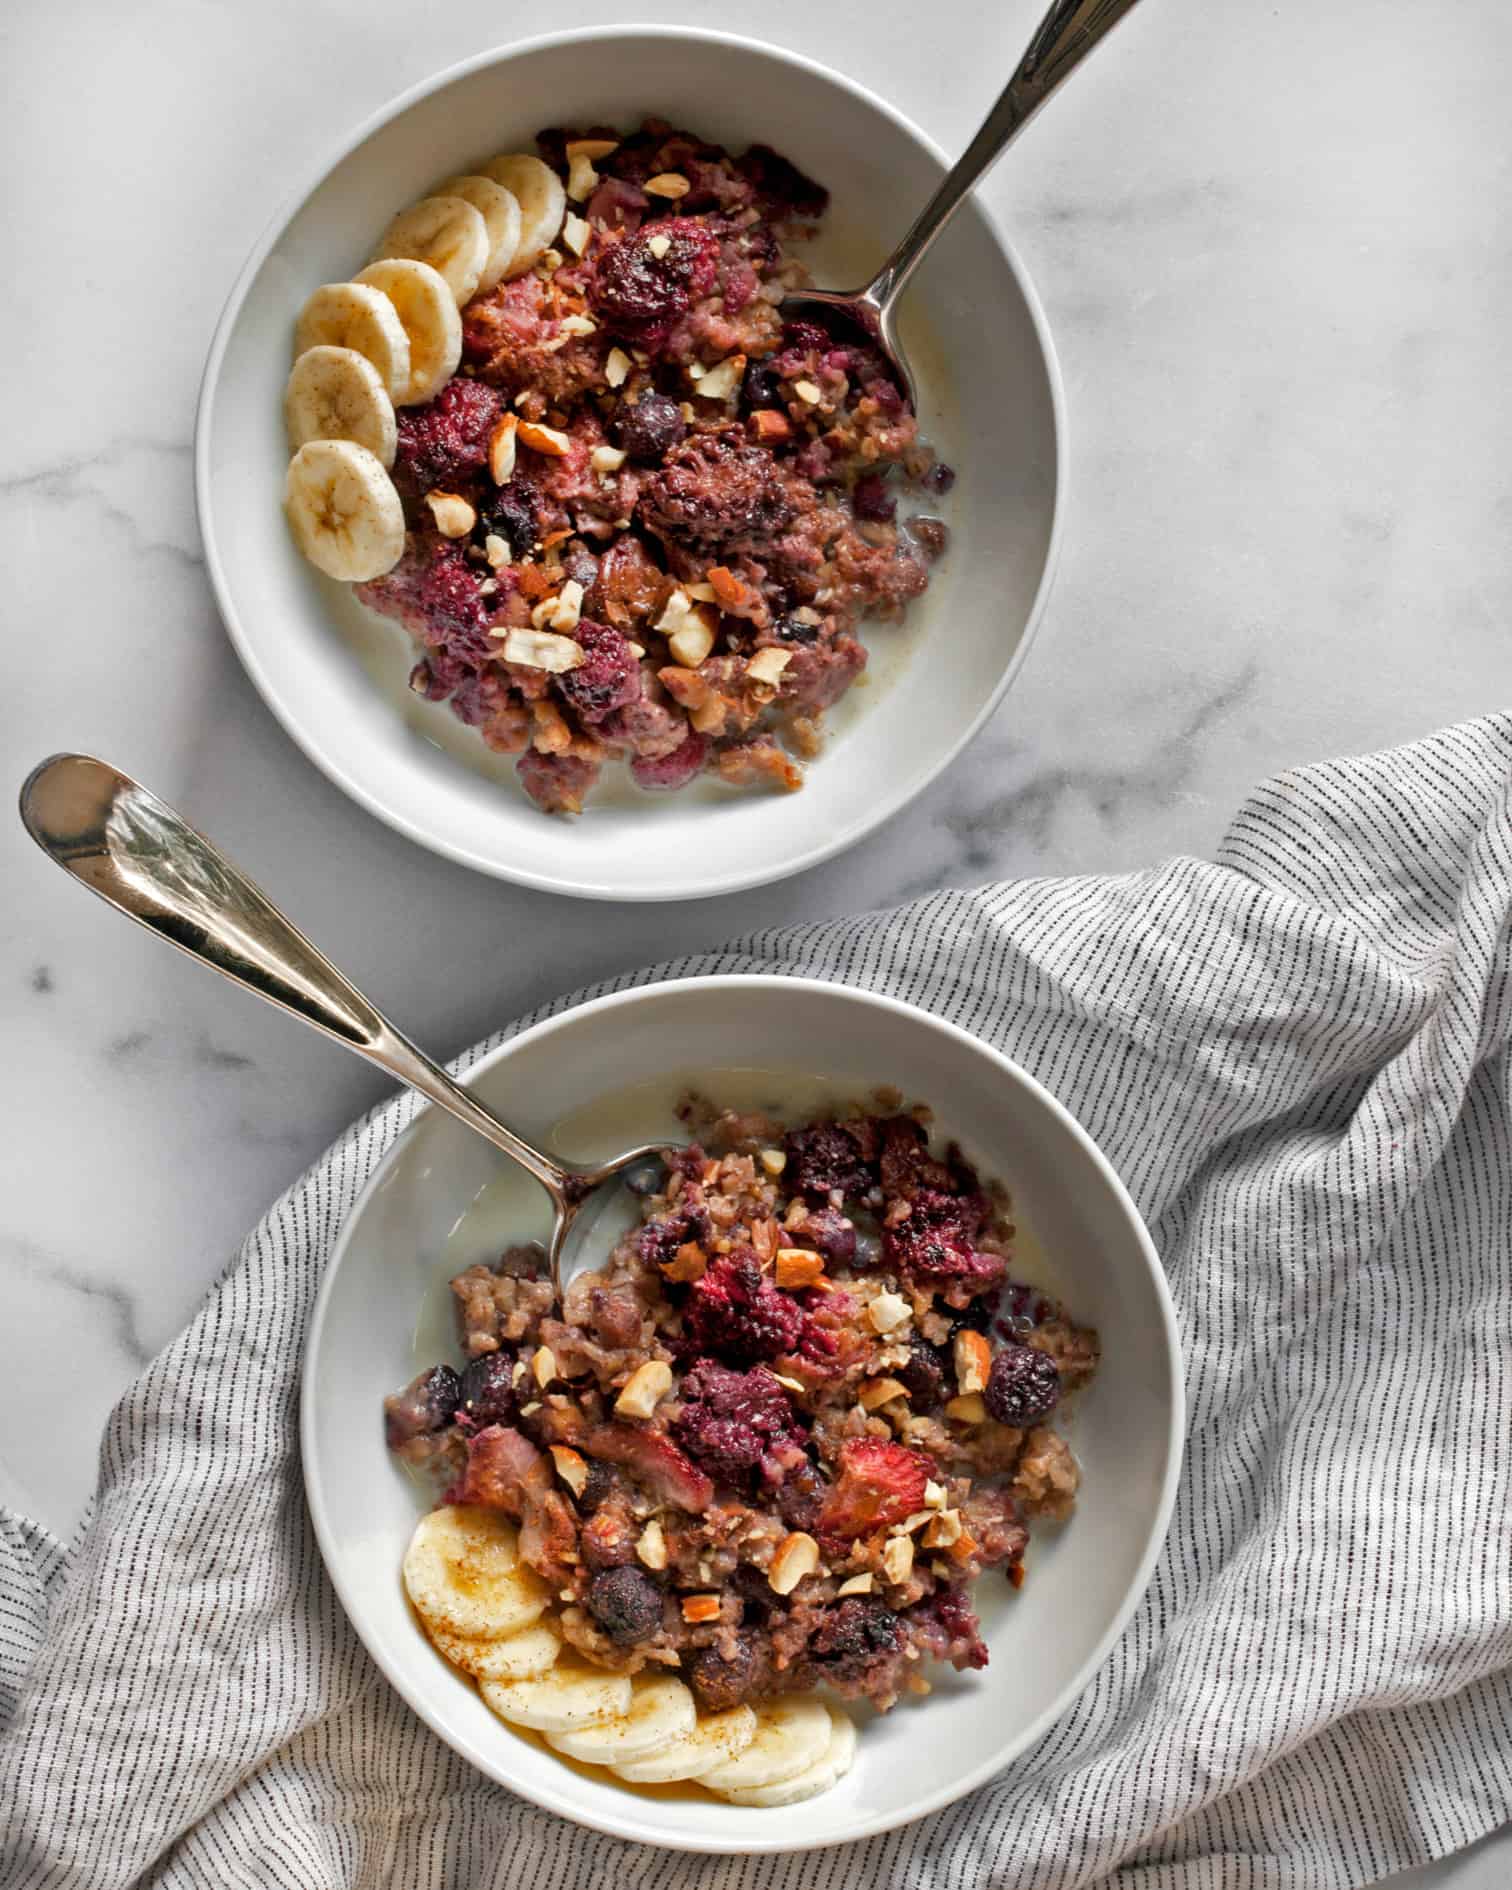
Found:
[3,717,1511,1890]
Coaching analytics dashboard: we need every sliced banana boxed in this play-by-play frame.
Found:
[547,1674,696,1765]
[481,1663,632,1734]
[373,195,489,306]
[426,1619,561,1682]
[479,154,566,278]
[714,1705,857,1806]
[284,439,404,583]
[433,174,521,293]
[293,282,410,400]
[696,1697,833,1793]
[611,1704,758,1784]
[284,345,397,466]
[353,259,462,407]
[401,1506,550,1639]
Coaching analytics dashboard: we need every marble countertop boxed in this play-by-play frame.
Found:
[4,0,1509,1880]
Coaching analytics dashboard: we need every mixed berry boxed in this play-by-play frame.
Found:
[386,1093,1098,1714]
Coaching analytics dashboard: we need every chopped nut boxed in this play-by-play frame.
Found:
[750,408,791,444]
[548,578,585,633]
[511,1358,529,1387]
[858,1375,910,1411]
[636,1518,668,1571]
[944,1392,988,1425]
[923,1479,948,1509]
[773,1373,806,1395]
[646,232,672,259]
[538,247,563,274]
[625,641,645,660]
[502,628,585,673]
[517,419,571,457]
[793,378,823,405]
[566,151,599,201]
[566,135,619,160]
[561,211,590,256]
[893,1509,934,1535]
[768,1531,821,1596]
[686,361,705,383]
[922,1507,964,1549]
[488,413,518,484]
[685,580,719,603]
[954,1329,992,1396]
[791,605,823,625]
[905,1670,932,1697]
[836,1572,875,1596]
[605,346,632,388]
[644,172,691,199]
[559,313,597,337]
[483,532,511,568]
[881,1534,914,1585]
[478,577,497,596]
[775,1246,825,1290]
[531,1345,557,1389]
[425,490,476,538]
[681,1593,721,1624]
[759,1148,788,1175]
[867,1291,911,1335]
[549,1444,589,1499]
[519,1400,541,1416]
[695,353,746,402]
[615,1358,673,1420]
[667,608,717,670]
[746,647,792,688]
[590,444,627,475]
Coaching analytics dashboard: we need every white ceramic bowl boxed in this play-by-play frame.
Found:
[302,977,1181,1851]
[197,28,1063,899]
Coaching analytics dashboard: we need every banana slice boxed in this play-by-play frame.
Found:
[479,154,566,278]
[546,1675,696,1765]
[293,282,410,400]
[401,1506,550,1639]
[284,345,397,466]
[714,1705,857,1806]
[353,260,462,407]
[426,1619,561,1682]
[611,1704,758,1784]
[433,174,521,292]
[284,439,404,582]
[373,195,489,307]
[481,1663,632,1734]
[696,1697,832,1793]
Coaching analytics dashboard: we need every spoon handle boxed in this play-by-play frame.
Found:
[868,0,1142,313]
[18,753,569,1202]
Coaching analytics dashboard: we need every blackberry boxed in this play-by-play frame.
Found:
[457,1352,518,1428]
[984,1344,1061,1426]
[683,1250,803,1364]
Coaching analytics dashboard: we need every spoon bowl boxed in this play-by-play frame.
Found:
[17,752,669,1299]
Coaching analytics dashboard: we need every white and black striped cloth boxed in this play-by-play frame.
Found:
[4,719,1511,1889]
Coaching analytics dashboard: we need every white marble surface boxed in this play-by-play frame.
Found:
[4,0,1510,1880]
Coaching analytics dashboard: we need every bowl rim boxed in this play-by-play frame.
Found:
[300,973,1184,1852]
[194,24,1068,900]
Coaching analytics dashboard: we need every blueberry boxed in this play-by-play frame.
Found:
[609,391,686,462]
[587,1565,665,1643]
[383,1364,461,1448]
[741,360,784,411]
[458,1351,518,1427]
[984,1344,1061,1426]
[894,1335,947,1411]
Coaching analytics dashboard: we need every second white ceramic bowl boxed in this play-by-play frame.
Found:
[197,28,1063,898]
[302,977,1181,1851]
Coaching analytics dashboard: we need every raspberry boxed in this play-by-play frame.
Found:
[393,377,504,500]
[457,1352,518,1429]
[797,1206,857,1265]
[682,1249,804,1363]
[589,219,719,342]
[383,1365,460,1448]
[631,730,707,791]
[883,1189,1004,1297]
[555,620,641,724]
[783,1123,870,1199]
[984,1344,1061,1426]
[586,1565,664,1644]
[817,1438,933,1544]
[672,1361,809,1492]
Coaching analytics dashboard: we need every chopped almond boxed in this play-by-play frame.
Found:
[483,533,511,569]
[746,647,792,688]
[517,419,571,457]
[793,378,823,405]
[561,212,590,256]
[775,1246,825,1290]
[681,1593,721,1624]
[944,1392,987,1425]
[881,1534,914,1585]
[858,1375,910,1411]
[646,232,672,260]
[488,413,518,483]
[836,1572,875,1596]
[759,1148,787,1176]
[531,1345,557,1390]
[425,490,475,538]
[922,1507,964,1549]
[504,628,584,674]
[866,1291,911,1335]
[953,1329,992,1396]
[707,565,757,611]
[605,346,632,388]
[590,444,627,475]
[750,408,792,444]
[549,1445,589,1499]
[768,1531,820,1596]
[566,137,619,161]
[566,152,599,201]
[644,172,691,199]
[636,1518,668,1571]
[695,353,745,402]
[615,1358,673,1420]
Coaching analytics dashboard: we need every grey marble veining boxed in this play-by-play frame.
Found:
[3,3,1509,1879]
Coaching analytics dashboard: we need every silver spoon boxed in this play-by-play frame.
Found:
[19,752,669,1301]
[781,0,1142,407]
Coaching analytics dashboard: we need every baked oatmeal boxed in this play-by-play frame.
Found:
[387,1090,1097,1742]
